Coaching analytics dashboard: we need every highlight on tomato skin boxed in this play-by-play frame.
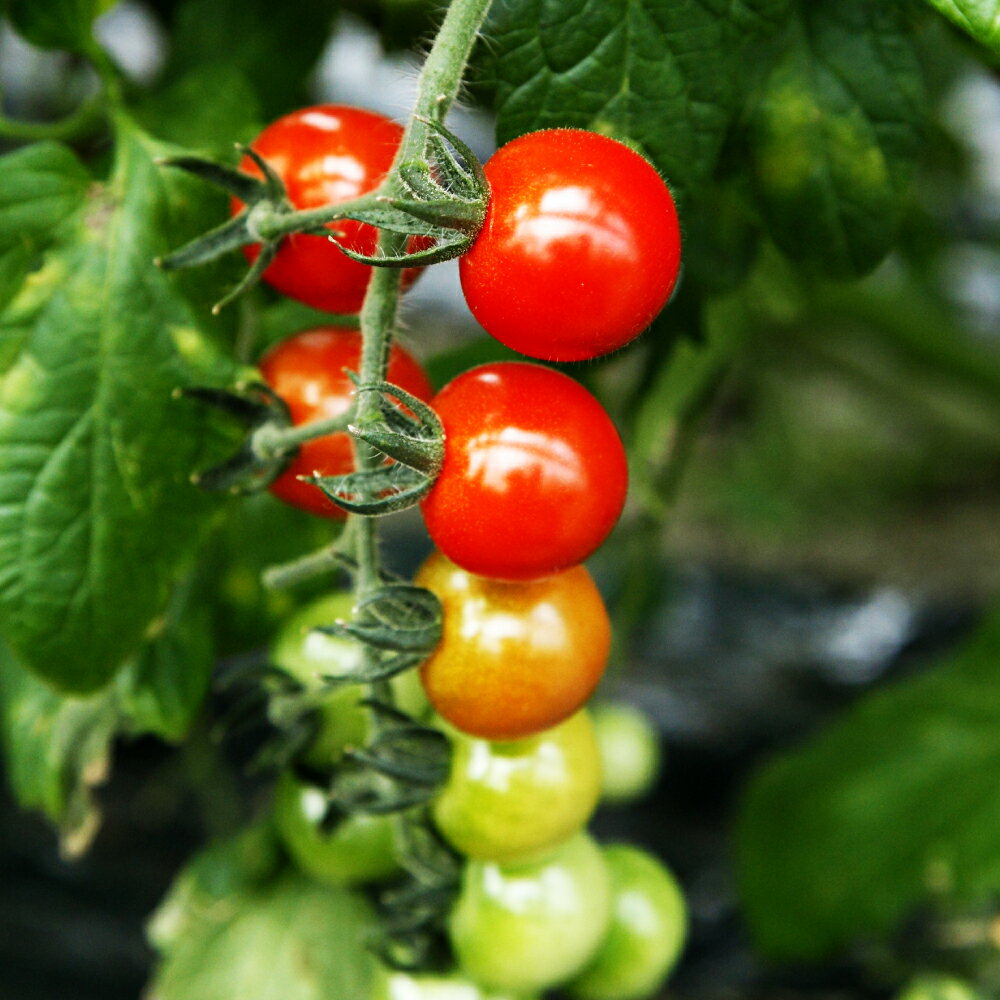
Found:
[232,104,428,313]
[459,128,681,362]
[448,831,613,996]
[420,361,628,581]
[415,550,611,741]
[431,709,602,864]
[258,325,432,519]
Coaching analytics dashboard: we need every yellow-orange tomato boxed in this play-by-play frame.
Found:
[415,552,611,740]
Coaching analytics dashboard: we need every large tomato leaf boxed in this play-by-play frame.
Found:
[0,132,236,693]
[149,868,378,1000]
[0,638,119,855]
[735,607,1000,960]
[485,0,791,198]
[0,142,91,317]
[747,0,926,278]
[922,0,1000,55]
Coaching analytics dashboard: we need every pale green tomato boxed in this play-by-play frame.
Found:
[567,845,686,1000]
[449,831,612,995]
[433,709,601,864]
[371,965,534,1000]
[270,592,429,766]
[897,976,984,1000]
[591,702,662,804]
[273,770,399,886]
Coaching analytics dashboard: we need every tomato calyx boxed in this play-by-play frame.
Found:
[339,117,488,269]
[155,116,487,310]
[318,582,444,685]
[177,381,295,493]
[310,378,445,516]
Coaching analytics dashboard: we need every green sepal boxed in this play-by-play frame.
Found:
[337,232,473,268]
[311,464,434,516]
[328,765,440,814]
[180,382,294,493]
[347,725,450,787]
[156,153,270,203]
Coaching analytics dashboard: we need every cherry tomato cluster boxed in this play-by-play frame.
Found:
[237,103,686,1000]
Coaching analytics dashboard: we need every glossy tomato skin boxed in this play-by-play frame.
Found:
[459,129,681,361]
[432,709,602,864]
[272,770,399,886]
[259,326,432,518]
[235,105,425,313]
[415,552,611,741]
[371,966,534,1000]
[449,831,612,995]
[420,362,628,581]
[567,845,687,1000]
[592,701,663,805]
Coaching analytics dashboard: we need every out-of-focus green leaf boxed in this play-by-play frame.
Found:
[748,0,925,277]
[0,142,91,318]
[0,130,237,693]
[148,824,283,953]
[0,639,118,855]
[154,0,337,130]
[736,607,1000,959]
[150,868,377,1000]
[6,0,113,51]
[922,0,1000,55]
[486,0,791,198]
[115,569,215,743]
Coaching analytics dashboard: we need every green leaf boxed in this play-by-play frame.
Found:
[115,571,215,743]
[6,0,113,51]
[0,639,118,856]
[0,143,91,319]
[0,130,237,693]
[149,869,378,1000]
[735,606,1000,960]
[748,0,926,278]
[157,0,337,125]
[922,0,1000,55]
[486,0,791,197]
[148,824,283,953]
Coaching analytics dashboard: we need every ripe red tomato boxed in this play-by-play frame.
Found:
[420,362,628,581]
[459,129,681,361]
[234,104,426,314]
[415,551,611,741]
[259,326,432,518]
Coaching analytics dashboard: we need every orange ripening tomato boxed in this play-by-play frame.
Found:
[415,551,611,740]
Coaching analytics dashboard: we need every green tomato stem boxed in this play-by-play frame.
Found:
[251,407,356,458]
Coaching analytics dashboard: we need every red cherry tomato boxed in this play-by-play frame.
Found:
[234,104,426,314]
[259,326,432,518]
[415,551,611,741]
[420,361,627,581]
[459,129,681,361]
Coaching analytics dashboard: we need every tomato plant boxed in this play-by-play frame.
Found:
[591,702,663,805]
[415,551,611,740]
[432,709,601,863]
[3,1,999,999]
[420,362,628,580]
[458,129,681,361]
[259,326,432,518]
[448,831,612,994]
[234,105,427,314]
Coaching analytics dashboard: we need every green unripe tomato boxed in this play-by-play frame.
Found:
[897,976,984,1000]
[371,966,534,1000]
[449,831,612,995]
[567,845,686,1000]
[272,770,399,886]
[591,702,662,804]
[270,593,428,766]
[433,710,601,864]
